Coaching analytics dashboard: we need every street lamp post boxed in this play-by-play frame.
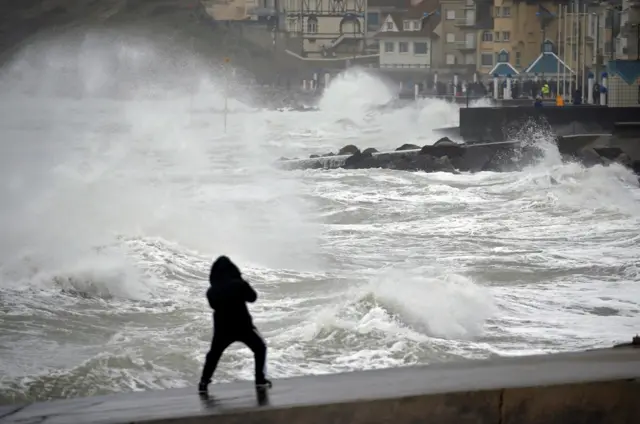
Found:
[635,23,639,61]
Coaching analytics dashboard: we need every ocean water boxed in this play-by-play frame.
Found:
[1,30,639,405]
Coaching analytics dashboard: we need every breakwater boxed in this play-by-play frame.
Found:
[0,340,638,424]
[278,134,635,174]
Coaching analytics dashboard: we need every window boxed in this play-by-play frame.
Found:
[399,42,409,53]
[498,50,509,62]
[384,42,395,52]
[287,18,297,32]
[502,31,510,42]
[465,33,475,47]
[446,53,456,64]
[446,10,455,20]
[367,12,379,26]
[307,18,318,33]
[465,9,475,25]
[515,51,521,66]
[386,21,393,30]
[543,40,554,52]
[494,31,500,41]
[494,7,500,17]
[414,42,428,54]
[482,31,493,42]
[446,33,455,43]
[481,53,493,66]
[502,7,511,17]
[403,20,411,30]
[413,20,421,30]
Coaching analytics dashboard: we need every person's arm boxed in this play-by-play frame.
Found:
[239,279,257,303]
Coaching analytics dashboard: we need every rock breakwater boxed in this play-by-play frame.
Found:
[277,136,640,175]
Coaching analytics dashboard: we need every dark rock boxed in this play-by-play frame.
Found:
[338,145,360,155]
[483,150,524,172]
[342,150,459,173]
[278,156,290,161]
[577,147,607,167]
[413,155,457,173]
[309,154,319,158]
[593,147,626,161]
[344,150,375,169]
[362,147,378,155]
[420,143,465,159]
[321,152,335,157]
[433,137,457,146]
[614,152,632,168]
[395,144,421,151]
[307,160,323,169]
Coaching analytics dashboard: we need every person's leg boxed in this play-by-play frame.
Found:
[199,332,234,392]
[238,327,270,386]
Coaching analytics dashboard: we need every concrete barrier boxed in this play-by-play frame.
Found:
[459,107,640,142]
[0,345,638,424]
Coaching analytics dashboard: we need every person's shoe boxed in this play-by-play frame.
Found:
[198,381,209,394]
[255,378,272,389]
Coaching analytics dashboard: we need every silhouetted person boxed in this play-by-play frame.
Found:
[534,96,543,108]
[593,82,600,105]
[572,89,582,105]
[199,256,271,395]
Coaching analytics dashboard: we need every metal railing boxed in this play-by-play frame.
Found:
[454,18,476,26]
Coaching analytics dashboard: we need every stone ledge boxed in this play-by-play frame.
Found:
[0,345,638,424]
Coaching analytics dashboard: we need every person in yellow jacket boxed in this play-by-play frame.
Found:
[541,83,550,98]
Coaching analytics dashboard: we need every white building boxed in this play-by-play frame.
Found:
[282,0,367,58]
[374,2,440,70]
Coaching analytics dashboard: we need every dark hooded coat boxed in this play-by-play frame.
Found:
[206,256,257,331]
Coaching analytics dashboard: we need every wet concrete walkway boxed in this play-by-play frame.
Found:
[1,347,638,424]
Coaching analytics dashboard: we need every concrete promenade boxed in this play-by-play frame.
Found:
[0,344,638,424]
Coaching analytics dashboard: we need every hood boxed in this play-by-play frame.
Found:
[209,255,242,285]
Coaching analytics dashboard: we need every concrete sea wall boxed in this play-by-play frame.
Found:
[459,106,640,142]
[0,343,638,424]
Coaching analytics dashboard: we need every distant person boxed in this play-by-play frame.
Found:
[534,96,544,108]
[198,256,271,395]
[572,89,582,106]
[593,82,600,104]
[556,95,564,107]
[541,82,550,99]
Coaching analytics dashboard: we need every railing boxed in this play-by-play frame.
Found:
[328,34,345,48]
[455,18,476,26]
[302,32,363,38]
[380,63,431,69]
[452,40,476,49]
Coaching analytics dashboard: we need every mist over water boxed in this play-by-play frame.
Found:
[1,29,639,405]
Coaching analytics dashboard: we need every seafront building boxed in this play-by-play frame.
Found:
[202,0,638,102]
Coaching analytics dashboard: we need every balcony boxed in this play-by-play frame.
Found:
[302,32,363,39]
[454,18,476,27]
[453,40,476,50]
